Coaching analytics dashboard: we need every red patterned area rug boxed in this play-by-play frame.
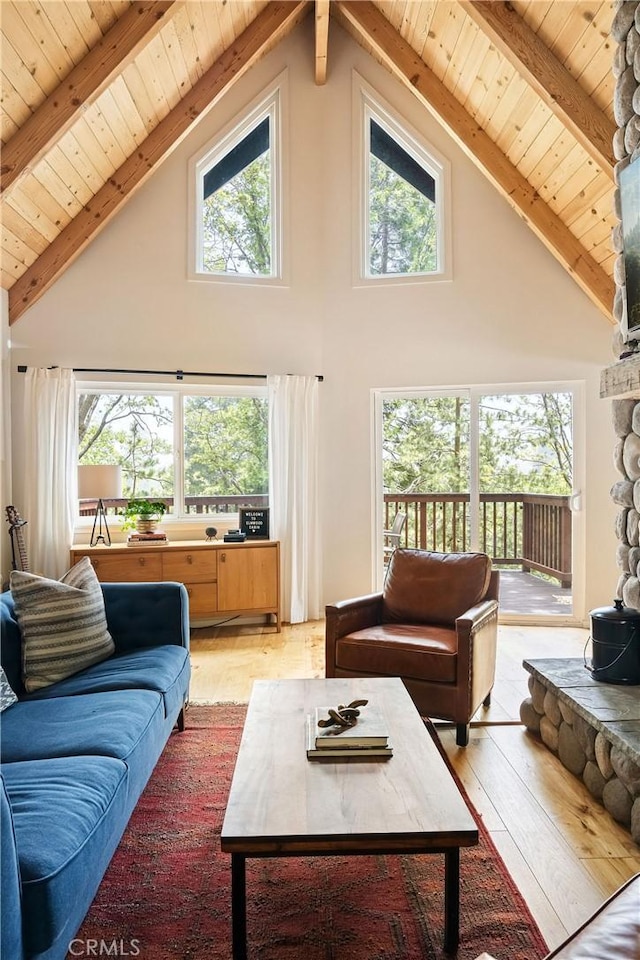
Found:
[70,705,548,960]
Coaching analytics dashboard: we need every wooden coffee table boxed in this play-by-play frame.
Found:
[220,677,478,958]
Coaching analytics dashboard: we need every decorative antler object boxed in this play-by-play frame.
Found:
[317,699,369,731]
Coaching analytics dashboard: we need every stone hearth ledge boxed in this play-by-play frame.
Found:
[520,658,640,844]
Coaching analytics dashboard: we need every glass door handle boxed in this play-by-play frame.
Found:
[569,492,582,512]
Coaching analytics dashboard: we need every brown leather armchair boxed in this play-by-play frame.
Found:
[325,549,499,746]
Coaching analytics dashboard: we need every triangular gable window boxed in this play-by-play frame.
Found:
[361,83,449,280]
[192,83,282,279]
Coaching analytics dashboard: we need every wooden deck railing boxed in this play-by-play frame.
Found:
[79,495,268,517]
[384,492,572,586]
[81,491,571,586]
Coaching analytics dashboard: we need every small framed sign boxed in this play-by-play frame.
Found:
[239,506,270,540]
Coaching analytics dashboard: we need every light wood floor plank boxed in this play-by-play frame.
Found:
[581,855,640,896]
[438,728,505,831]
[492,678,530,719]
[487,829,570,947]
[489,725,640,862]
[443,731,607,934]
[189,619,324,702]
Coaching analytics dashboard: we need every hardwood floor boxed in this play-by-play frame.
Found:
[189,619,325,703]
[189,619,640,951]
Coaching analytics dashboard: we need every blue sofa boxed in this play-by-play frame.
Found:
[0,581,191,960]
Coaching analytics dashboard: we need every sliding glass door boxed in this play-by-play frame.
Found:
[381,391,471,554]
[477,392,574,617]
[374,383,583,622]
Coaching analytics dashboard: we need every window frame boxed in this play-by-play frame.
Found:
[75,380,269,528]
[353,73,452,285]
[189,72,287,284]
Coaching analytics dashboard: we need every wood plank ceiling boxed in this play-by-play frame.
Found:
[1,0,616,325]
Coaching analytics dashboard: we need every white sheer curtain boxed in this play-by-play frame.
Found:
[268,375,321,624]
[24,368,77,578]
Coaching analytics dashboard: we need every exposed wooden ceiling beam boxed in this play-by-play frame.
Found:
[315,0,331,85]
[458,0,615,180]
[1,1,181,196]
[334,0,614,321]
[9,1,311,325]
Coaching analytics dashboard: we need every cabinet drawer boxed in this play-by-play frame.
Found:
[184,582,217,619]
[81,552,163,582]
[162,550,217,583]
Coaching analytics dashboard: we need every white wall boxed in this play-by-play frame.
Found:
[1,287,11,586]
[10,18,616,621]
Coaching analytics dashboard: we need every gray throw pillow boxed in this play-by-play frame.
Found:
[10,556,115,693]
[0,666,18,712]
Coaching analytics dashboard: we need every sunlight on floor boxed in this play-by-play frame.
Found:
[188,619,589,721]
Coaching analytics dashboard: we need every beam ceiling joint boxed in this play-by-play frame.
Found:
[8,0,312,325]
[334,0,614,321]
[315,0,331,85]
[1,1,183,197]
[457,0,615,179]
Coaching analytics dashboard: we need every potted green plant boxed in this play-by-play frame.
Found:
[122,498,167,534]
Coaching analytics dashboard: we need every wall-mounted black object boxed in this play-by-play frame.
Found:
[619,155,640,343]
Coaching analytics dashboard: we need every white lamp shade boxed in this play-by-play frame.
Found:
[78,464,122,500]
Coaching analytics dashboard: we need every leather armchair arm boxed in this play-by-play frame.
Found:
[325,593,383,676]
[455,598,499,716]
[456,598,499,638]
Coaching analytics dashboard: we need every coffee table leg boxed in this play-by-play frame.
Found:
[444,849,460,953]
[231,854,247,960]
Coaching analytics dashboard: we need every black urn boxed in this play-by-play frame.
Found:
[589,598,640,684]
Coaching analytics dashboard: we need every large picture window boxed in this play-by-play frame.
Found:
[77,385,269,520]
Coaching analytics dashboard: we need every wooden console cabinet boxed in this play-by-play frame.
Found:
[70,540,280,631]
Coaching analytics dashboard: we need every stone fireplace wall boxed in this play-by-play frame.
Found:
[610,2,640,607]
[518,2,640,848]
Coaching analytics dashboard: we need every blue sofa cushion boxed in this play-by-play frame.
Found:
[23,645,190,720]
[102,582,190,653]
[2,755,129,958]
[0,690,167,805]
[0,689,163,762]
[0,772,23,960]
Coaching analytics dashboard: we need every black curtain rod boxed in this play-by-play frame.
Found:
[17,365,323,382]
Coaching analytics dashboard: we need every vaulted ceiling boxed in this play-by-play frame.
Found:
[1,1,616,325]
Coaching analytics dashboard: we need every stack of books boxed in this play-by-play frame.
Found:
[306,704,392,760]
[127,531,167,546]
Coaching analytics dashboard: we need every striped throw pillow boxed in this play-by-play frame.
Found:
[10,556,115,693]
